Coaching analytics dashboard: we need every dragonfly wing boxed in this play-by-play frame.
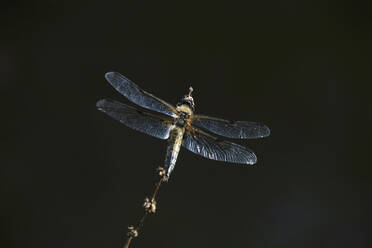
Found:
[182,127,257,164]
[191,115,270,139]
[105,72,178,118]
[97,98,174,139]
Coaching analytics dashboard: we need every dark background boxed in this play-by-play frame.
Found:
[1,1,371,247]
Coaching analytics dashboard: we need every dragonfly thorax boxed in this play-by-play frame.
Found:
[175,108,192,127]
[176,104,193,115]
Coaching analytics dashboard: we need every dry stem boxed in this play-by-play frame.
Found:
[123,167,167,248]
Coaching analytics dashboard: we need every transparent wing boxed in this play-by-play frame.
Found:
[105,72,178,118]
[96,98,174,139]
[191,115,270,139]
[182,127,257,164]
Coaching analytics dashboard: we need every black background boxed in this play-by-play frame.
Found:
[1,1,371,248]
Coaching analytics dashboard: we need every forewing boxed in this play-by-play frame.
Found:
[97,98,174,139]
[191,115,270,139]
[105,72,178,118]
[182,127,257,164]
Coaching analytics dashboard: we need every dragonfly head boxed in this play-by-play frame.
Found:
[177,86,195,110]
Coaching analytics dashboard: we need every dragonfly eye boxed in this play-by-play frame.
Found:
[178,99,194,110]
[182,98,195,110]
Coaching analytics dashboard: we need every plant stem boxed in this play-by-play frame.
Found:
[123,167,166,248]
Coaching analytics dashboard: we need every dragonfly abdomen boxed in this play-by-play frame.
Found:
[164,127,185,180]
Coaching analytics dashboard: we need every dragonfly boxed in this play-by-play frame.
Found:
[97,72,270,180]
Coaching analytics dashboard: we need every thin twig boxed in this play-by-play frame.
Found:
[123,236,133,248]
[123,167,167,248]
